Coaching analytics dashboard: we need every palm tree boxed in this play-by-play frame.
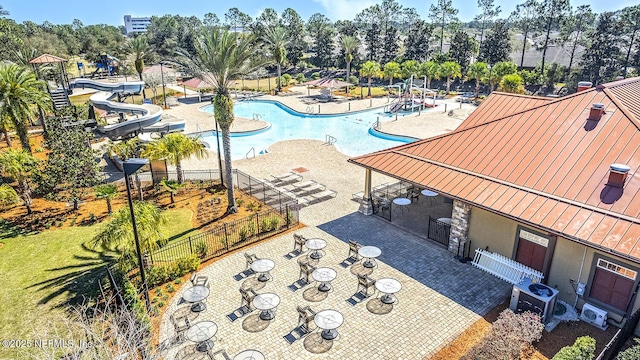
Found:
[420,61,441,89]
[467,62,489,100]
[382,61,401,86]
[0,113,13,147]
[499,73,525,94]
[160,179,182,203]
[141,133,208,184]
[340,35,360,93]
[92,201,167,260]
[262,26,289,92]
[438,61,462,93]
[401,60,421,80]
[359,61,381,97]
[0,64,51,153]
[126,35,153,98]
[0,148,38,214]
[175,27,264,213]
[95,184,118,214]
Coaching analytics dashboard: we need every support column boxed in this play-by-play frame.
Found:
[448,200,471,256]
[358,169,374,215]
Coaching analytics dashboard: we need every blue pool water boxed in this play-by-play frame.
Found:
[199,100,416,160]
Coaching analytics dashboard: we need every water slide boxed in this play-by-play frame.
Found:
[70,79,184,140]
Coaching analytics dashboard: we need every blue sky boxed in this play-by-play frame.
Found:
[4,0,636,26]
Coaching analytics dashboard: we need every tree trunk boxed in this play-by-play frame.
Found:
[20,181,32,215]
[106,198,112,214]
[479,21,486,51]
[277,63,282,91]
[520,31,528,69]
[540,21,553,74]
[367,77,372,97]
[446,77,451,93]
[475,79,480,100]
[170,192,175,203]
[222,126,236,213]
[139,71,147,99]
[624,29,637,76]
[73,199,79,211]
[176,160,183,184]
[346,62,351,95]
[1,128,11,147]
[566,31,580,77]
[440,13,445,53]
[427,78,431,89]
[15,120,31,154]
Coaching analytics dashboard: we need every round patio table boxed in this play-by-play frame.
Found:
[253,293,280,320]
[182,285,210,312]
[251,258,275,282]
[314,309,344,340]
[234,349,265,360]
[305,238,327,259]
[312,267,337,292]
[421,189,438,204]
[185,320,217,352]
[358,246,382,268]
[393,197,411,213]
[437,217,452,225]
[375,278,402,304]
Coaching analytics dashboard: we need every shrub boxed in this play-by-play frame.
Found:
[281,74,292,86]
[260,217,271,232]
[552,336,595,360]
[295,73,306,83]
[175,254,200,275]
[617,338,640,360]
[312,72,321,80]
[349,75,359,85]
[269,216,280,230]
[145,255,200,287]
[165,284,175,293]
[236,198,245,207]
[157,301,165,308]
[239,226,249,241]
[463,309,544,360]
[195,240,208,259]
[247,221,257,236]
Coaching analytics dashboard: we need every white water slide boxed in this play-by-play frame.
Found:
[71,79,184,140]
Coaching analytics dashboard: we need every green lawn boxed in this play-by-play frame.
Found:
[0,208,195,358]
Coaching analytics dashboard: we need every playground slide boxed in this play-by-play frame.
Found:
[71,78,174,140]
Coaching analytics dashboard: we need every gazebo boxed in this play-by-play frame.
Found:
[304,77,352,100]
[29,53,71,110]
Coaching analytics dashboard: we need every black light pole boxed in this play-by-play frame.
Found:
[214,118,224,186]
[123,158,151,312]
[160,62,167,109]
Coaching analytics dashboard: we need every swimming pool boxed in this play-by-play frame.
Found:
[198,100,417,160]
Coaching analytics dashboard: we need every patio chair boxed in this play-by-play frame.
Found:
[239,287,258,313]
[356,274,376,297]
[299,262,317,284]
[207,349,231,360]
[244,252,258,270]
[408,188,420,203]
[190,272,209,288]
[296,305,317,333]
[170,313,191,343]
[348,240,362,262]
[293,233,307,253]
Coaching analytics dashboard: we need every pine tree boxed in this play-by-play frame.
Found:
[479,20,512,65]
[448,30,476,73]
[404,19,435,62]
[579,12,623,84]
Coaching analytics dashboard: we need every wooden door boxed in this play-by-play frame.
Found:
[515,238,546,272]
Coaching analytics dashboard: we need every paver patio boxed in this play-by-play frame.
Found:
[159,213,511,359]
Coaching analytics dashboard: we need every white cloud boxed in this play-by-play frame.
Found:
[312,0,378,20]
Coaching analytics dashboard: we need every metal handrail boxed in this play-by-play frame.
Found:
[196,124,202,132]
[373,120,380,130]
[245,147,256,159]
[325,135,337,145]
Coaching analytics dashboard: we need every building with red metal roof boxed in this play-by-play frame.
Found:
[349,78,640,328]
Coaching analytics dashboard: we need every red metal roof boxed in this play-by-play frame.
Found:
[350,78,640,263]
[28,54,66,64]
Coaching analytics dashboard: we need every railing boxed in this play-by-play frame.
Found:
[596,307,640,360]
[472,248,544,284]
[306,106,315,114]
[427,216,450,247]
[325,135,337,145]
[196,124,202,133]
[246,147,256,159]
[252,113,262,120]
[373,119,380,130]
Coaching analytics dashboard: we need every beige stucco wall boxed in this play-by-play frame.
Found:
[468,206,517,257]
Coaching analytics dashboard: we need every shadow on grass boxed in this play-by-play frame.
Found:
[26,242,118,308]
[0,219,39,238]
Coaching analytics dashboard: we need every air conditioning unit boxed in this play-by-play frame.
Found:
[580,303,608,330]
[509,278,559,323]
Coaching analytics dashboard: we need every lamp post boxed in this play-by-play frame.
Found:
[123,158,151,312]
[160,62,167,109]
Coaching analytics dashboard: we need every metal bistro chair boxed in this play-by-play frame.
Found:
[348,240,362,262]
[208,349,231,360]
[244,252,258,270]
[239,287,258,313]
[356,274,376,297]
[190,272,209,288]
[296,305,317,333]
[170,313,191,344]
[293,233,307,254]
[298,261,317,284]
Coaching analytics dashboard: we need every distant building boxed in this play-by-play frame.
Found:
[124,15,151,35]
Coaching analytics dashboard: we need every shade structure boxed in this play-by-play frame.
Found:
[181,77,214,89]
[29,54,66,64]
[304,77,352,89]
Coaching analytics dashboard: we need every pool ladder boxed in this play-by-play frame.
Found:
[252,113,262,120]
[325,135,337,145]
[246,147,256,159]
[306,106,315,114]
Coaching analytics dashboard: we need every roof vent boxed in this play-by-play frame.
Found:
[589,103,605,121]
[577,81,593,92]
[608,164,631,188]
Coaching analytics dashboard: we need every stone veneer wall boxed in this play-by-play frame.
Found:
[448,200,472,256]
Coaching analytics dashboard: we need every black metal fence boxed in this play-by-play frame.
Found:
[596,308,640,360]
[427,216,451,247]
[235,170,298,213]
[148,205,298,267]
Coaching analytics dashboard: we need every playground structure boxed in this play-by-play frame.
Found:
[29,54,73,110]
[91,53,119,78]
[71,78,184,140]
[385,76,437,114]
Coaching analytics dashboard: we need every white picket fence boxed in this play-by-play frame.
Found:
[472,248,544,284]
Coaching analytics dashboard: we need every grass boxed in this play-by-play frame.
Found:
[0,208,194,359]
